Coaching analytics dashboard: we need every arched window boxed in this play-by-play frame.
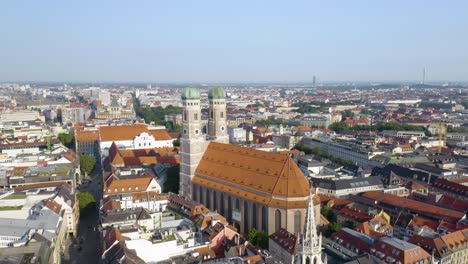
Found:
[198,185,202,204]
[194,113,198,120]
[243,201,249,233]
[213,191,217,210]
[294,210,301,234]
[252,204,257,229]
[275,209,282,231]
[206,189,210,209]
[228,196,232,222]
[262,206,267,231]
[220,193,225,215]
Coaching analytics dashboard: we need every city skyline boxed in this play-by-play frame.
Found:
[1,0,468,83]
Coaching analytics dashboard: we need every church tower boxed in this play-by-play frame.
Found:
[298,191,326,264]
[179,87,206,199]
[208,87,229,144]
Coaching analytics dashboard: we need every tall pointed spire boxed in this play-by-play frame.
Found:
[298,189,326,264]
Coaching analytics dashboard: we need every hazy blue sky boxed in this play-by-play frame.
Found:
[0,1,467,83]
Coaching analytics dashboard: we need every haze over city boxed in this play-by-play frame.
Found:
[1,2,468,264]
[1,0,468,83]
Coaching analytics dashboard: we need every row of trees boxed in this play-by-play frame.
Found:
[135,105,182,131]
[329,121,426,133]
[292,100,361,114]
[292,144,354,167]
[255,118,301,127]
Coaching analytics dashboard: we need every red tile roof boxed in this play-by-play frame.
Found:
[360,191,464,223]
[193,142,310,209]
[269,228,298,255]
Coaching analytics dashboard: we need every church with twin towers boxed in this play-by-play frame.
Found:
[179,86,325,263]
[179,86,229,200]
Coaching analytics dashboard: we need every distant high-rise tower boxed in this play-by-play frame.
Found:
[298,191,326,264]
[313,76,317,88]
[422,67,426,85]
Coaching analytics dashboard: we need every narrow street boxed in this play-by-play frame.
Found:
[62,166,103,264]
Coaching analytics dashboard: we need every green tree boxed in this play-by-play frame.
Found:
[247,228,269,249]
[58,132,74,148]
[324,222,342,237]
[172,139,180,147]
[329,122,351,132]
[163,164,180,193]
[360,108,370,115]
[343,220,355,229]
[80,154,96,175]
[292,144,313,155]
[135,104,182,127]
[321,205,336,223]
[77,191,96,215]
[341,109,354,120]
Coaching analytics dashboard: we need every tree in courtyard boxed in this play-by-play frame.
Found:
[77,191,96,215]
[321,205,337,223]
[80,154,96,175]
[247,228,269,249]
[163,164,180,193]
[58,132,74,148]
[324,222,342,237]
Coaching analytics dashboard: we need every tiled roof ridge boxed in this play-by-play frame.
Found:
[270,155,291,198]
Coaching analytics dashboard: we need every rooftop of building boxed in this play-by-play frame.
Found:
[193,142,310,208]
[99,124,172,142]
[269,228,298,255]
[354,191,464,223]
[75,129,99,142]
